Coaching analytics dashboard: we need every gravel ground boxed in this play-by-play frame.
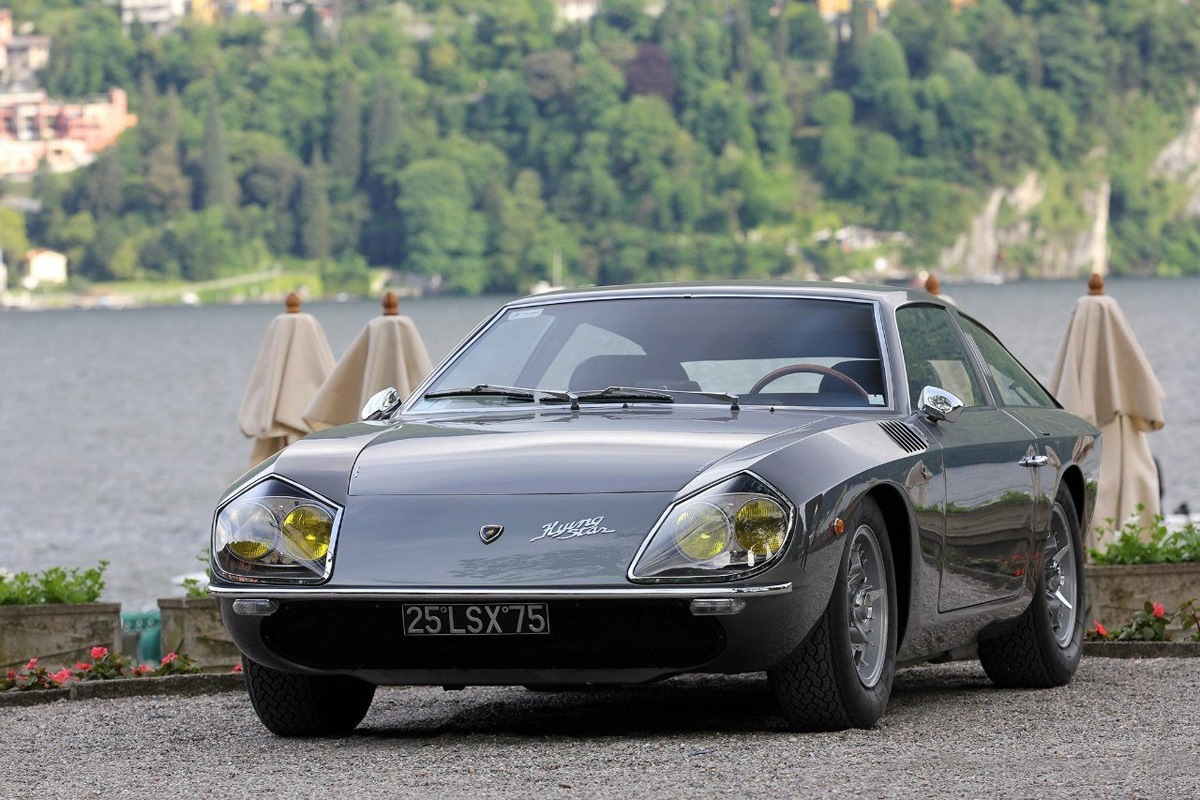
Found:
[2,658,1196,800]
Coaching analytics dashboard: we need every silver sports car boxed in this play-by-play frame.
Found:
[210,282,1100,736]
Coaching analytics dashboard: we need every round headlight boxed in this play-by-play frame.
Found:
[673,502,730,562]
[218,502,278,562]
[280,504,333,562]
[735,497,788,558]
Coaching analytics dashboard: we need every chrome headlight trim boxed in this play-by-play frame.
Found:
[211,475,343,585]
[627,471,797,584]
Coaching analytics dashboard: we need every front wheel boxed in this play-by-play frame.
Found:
[978,487,1084,688]
[769,497,897,731]
[243,656,376,737]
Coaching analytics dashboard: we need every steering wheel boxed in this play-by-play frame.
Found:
[748,363,870,399]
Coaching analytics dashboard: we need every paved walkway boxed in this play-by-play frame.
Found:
[2,658,1196,799]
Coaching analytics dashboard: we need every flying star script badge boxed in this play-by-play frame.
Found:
[529,516,616,543]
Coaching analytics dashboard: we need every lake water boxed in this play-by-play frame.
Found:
[2,279,1197,609]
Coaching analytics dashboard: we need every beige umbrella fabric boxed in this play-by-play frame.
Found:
[1048,275,1165,548]
[237,294,336,466]
[303,293,433,432]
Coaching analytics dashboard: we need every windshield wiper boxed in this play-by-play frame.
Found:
[424,384,536,401]
[668,390,741,411]
[424,384,580,406]
[571,386,675,405]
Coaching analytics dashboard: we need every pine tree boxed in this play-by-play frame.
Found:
[329,77,363,191]
[365,76,403,171]
[297,149,333,260]
[200,89,235,210]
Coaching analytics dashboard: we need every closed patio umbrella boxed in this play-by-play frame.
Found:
[237,293,336,466]
[1048,275,1165,550]
[303,292,433,431]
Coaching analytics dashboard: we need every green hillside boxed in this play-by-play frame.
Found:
[12,0,1200,295]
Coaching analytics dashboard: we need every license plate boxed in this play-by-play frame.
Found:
[401,603,550,636]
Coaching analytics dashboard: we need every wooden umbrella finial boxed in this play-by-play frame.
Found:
[286,292,301,313]
[1087,273,1104,295]
[382,291,399,316]
[924,273,941,296]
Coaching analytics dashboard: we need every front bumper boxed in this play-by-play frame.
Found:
[214,582,816,685]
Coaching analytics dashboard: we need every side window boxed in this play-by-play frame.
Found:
[958,316,1057,408]
[895,305,984,409]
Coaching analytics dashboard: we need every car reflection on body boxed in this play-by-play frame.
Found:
[210,282,1100,736]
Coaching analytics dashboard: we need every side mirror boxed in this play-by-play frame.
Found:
[918,385,963,424]
[361,387,402,421]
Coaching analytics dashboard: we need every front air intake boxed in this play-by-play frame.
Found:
[879,420,926,454]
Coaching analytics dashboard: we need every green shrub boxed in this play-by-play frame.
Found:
[0,561,108,605]
[1089,514,1200,565]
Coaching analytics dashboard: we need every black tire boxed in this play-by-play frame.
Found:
[978,487,1084,688]
[243,656,376,737]
[769,497,898,731]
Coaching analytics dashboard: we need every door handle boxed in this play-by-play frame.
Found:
[1019,454,1048,468]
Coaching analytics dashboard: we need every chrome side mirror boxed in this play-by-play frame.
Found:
[361,387,402,421]
[918,385,963,424]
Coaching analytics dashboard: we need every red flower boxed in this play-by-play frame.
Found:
[1094,621,1108,637]
[160,652,178,666]
[230,663,243,674]
[74,662,92,671]
[50,669,73,685]
[5,669,15,680]
[132,664,154,677]
[90,646,109,660]
[1152,602,1166,618]
[24,658,37,670]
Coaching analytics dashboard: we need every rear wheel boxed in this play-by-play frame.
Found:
[978,487,1084,687]
[243,656,376,737]
[769,497,897,730]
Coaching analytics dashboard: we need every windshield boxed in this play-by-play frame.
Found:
[411,296,889,411]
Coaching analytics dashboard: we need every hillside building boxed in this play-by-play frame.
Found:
[0,87,138,177]
[0,10,50,90]
[111,0,187,35]
[21,248,67,289]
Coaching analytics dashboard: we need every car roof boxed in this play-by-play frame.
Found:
[506,280,948,311]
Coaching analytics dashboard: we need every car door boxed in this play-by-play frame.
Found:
[896,305,1040,612]
[956,315,1072,538]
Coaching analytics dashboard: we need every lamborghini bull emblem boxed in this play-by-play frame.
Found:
[479,524,504,545]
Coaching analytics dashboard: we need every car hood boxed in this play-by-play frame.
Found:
[346,408,827,496]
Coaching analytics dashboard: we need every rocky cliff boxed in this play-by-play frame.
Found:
[937,172,1110,282]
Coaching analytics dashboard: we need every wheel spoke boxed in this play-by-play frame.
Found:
[1054,589,1073,611]
[845,523,889,688]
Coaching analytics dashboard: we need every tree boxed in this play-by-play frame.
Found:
[853,30,910,112]
[524,50,575,104]
[297,150,333,260]
[887,0,963,77]
[42,7,135,98]
[241,150,305,254]
[80,150,125,220]
[756,60,793,162]
[786,4,833,62]
[199,90,236,210]
[143,143,191,219]
[328,78,363,191]
[396,159,487,292]
[625,43,676,103]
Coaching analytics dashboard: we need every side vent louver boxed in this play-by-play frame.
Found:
[879,420,926,454]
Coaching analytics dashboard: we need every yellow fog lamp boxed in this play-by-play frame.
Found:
[734,497,788,562]
[673,501,731,562]
[216,502,279,563]
[280,504,334,563]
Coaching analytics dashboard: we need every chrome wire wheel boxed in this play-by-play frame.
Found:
[847,523,889,687]
[1043,504,1078,648]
